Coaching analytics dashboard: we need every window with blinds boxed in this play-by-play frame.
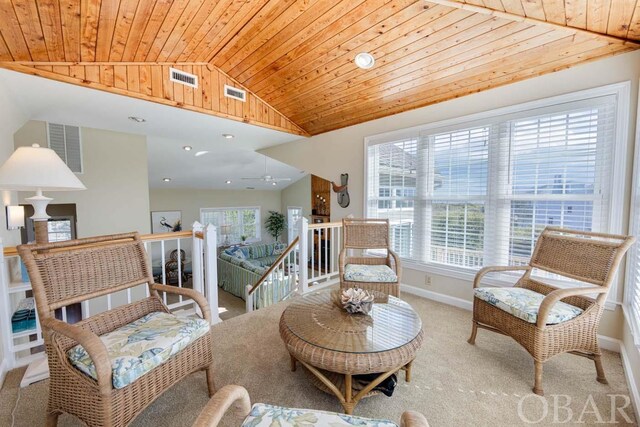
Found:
[366,88,622,276]
[200,207,261,244]
[626,107,640,344]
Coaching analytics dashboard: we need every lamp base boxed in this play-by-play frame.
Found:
[34,220,49,244]
[25,192,52,221]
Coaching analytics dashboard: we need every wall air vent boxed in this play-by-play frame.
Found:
[224,84,246,102]
[169,67,198,88]
[47,123,83,173]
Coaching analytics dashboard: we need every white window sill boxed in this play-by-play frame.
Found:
[401,259,619,311]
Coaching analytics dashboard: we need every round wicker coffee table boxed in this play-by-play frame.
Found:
[279,289,424,414]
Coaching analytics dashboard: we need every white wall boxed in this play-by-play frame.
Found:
[14,121,151,237]
[281,175,312,220]
[262,50,640,341]
[0,79,29,385]
[149,188,282,243]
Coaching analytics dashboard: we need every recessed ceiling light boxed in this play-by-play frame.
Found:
[183,146,192,151]
[272,182,277,186]
[354,52,375,69]
[128,116,146,123]
[162,177,171,182]
[225,180,232,184]
[195,151,209,157]
[222,134,234,139]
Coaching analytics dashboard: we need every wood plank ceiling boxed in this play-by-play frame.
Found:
[0,0,638,136]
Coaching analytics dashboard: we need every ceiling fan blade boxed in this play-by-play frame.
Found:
[241,177,264,181]
[273,178,292,182]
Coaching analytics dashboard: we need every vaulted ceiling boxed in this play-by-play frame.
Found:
[0,0,638,136]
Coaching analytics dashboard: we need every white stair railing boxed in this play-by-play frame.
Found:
[245,237,300,312]
[306,220,343,290]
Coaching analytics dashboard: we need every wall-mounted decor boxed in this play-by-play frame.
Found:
[151,211,182,233]
[332,173,350,208]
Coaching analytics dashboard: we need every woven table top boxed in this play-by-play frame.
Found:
[282,289,422,354]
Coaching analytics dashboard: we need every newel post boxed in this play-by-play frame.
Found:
[299,217,309,294]
[191,222,204,296]
[203,224,221,324]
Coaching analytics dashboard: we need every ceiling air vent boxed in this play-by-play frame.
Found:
[169,67,198,88]
[47,123,83,173]
[224,84,246,102]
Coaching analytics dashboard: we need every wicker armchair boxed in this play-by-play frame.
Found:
[192,385,429,427]
[18,233,216,427]
[339,218,401,297]
[468,227,634,396]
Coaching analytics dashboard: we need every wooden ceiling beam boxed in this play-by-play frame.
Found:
[425,0,640,45]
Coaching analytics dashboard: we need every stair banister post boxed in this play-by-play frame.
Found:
[204,224,221,324]
[299,217,309,294]
[245,285,253,313]
[191,222,204,298]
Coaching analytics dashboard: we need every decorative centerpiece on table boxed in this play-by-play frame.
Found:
[341,287,374,315]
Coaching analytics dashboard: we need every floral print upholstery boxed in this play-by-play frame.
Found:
[474,287,584,325]
[344,264,398,283]
[241,403,398,427]
[67,311,210,389]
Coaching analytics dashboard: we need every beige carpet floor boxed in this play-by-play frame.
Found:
[0,293,636,426]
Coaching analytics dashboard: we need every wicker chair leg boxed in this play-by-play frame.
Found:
[533,361,544,396]
[206,365,217,397]
[594,354,608,384]
[467,321,478,345]
[45,411,60,427]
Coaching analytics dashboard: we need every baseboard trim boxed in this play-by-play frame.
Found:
[401,284,473,311]
[619,339,640,422]
[401,284,620,352]
[0,357,8,389]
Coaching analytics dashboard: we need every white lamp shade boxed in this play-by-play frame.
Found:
[6,205,24,229]
[0,144,86,191]
[221,225,232,234]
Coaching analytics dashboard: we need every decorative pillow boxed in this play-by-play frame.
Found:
[474,287,584,325]
[67,312,209,389]
[241,403,398,427]
[225,246,247,260]
[273,242,286,255]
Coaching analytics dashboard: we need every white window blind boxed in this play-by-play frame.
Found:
[366,92,620,277]
[200,207,260,244]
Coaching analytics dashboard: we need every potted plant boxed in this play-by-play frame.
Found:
[265,211,286,243]
[240,235,248,244]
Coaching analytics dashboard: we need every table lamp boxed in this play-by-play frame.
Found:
[220,225,231,246]
[0,143,86,243]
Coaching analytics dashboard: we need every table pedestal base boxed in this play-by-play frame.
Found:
[290,355,413,414]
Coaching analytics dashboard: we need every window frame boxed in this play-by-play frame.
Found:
[200,206,261,245]
[364,82,631,311]
[624,82,640,346]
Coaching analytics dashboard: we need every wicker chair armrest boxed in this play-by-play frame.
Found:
[339,248,347,276]
[473,266,530,289]
[192,385,251,427]
[400,411,430,427]
[537,286,608,328]
[151,284,211,322]
[388,249,402,282]
[41,317,113,394]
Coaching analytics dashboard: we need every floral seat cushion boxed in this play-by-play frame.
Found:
[344,264,398,283]
[241,403,398,427]
[474,287,584,325]
[67,311,210,389]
